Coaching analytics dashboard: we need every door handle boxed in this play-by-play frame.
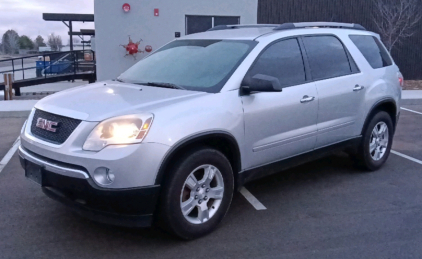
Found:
[353,85,365,92]
[300,95,315,103]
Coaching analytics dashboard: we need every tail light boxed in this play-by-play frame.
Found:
[398,72,404,88]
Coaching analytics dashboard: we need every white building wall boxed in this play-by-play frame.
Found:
[94,0,258,81]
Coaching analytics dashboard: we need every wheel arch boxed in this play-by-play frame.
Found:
[361,98,398,135]
[154,131,242,188]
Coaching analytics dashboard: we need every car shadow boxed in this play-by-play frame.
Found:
[244,152,366,196]
[46,152,362,244]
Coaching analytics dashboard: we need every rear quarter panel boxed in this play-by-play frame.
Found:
[340,32,401,135]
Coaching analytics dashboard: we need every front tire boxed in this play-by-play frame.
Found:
[354,111,394,171]
[157,147,234,240]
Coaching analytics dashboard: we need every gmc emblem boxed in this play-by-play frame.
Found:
[36,118,59,133]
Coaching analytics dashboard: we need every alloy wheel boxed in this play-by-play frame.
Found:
[369,121,389,161]
[180,165,224,224]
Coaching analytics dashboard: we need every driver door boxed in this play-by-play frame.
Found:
[241,38,318,169]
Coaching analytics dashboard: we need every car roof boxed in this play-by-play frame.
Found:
[181,27,277,41]
[179,23,378,41]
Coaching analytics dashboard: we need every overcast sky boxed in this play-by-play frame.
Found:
[0,0,94,44]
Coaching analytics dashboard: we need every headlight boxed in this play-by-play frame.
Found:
[83,114,154,151]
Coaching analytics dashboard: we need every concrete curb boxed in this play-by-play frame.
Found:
[19,92,56,96]
[0,110,31,118]
[402,99,422,105]
[0,91,56,97]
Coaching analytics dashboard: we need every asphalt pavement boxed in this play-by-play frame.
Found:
[0,106,422,258]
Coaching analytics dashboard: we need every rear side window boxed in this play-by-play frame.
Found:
[349,35,393,69]
[302,36,353,80]
[248,38,306,87]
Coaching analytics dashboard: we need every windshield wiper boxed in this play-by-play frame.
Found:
[146,82,186,90]
[116,78,125,83]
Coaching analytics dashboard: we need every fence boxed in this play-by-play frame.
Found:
[0,50,96,95]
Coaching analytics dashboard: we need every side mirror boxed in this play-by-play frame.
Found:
[241,74,282,95]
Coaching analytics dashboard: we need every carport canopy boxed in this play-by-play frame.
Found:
[43,13,94,51]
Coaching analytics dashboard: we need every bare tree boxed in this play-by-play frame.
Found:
[6,31,19,54]
[1,30,20,54]
[34,35,47,49]
[48,33,63,51]
[372,0,422,52]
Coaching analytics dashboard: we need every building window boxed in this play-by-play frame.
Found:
[185,15,240,35]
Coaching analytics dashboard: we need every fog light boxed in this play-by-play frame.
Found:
[93,167,115,185]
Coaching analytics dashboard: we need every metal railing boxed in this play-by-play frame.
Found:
[0,50,96,94]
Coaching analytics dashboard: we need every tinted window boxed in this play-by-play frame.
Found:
[248,38,306,87]
[303,36,352,80]
[349,35,393,69]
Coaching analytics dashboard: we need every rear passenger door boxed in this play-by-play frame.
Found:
[241,38,318,169]
[302,35,366,148]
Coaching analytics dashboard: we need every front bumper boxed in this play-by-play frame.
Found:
[19,146,160,227]
[20,125,170,189]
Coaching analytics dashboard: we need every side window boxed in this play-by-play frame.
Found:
[302,36,352,80]
[248,38,306,87]
[349,35,393,69]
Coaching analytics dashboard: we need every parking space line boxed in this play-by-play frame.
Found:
[391,150,422,166]
[401,107,422,115]
[239,187,267,210]
[0,137,21,174]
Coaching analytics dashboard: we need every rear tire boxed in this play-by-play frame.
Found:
[353,111,394,171]
[157,147,234,240]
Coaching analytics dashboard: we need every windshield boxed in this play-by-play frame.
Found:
[118,40,257,93]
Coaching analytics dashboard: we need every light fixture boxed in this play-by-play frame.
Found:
[122,3,131,13]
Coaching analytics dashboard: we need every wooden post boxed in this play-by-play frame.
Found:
[3,74,8,101]
[3,74,14,100]
[8,74,13,100]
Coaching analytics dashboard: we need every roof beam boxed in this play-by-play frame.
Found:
[43,13,94,22]
[68,29,95,36]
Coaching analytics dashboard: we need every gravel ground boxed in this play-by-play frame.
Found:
[403,80,422,90]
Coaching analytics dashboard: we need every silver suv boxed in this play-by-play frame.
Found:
[19,22,402,239]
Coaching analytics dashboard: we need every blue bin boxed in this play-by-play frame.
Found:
[36,61,50,69]
[48,61,72,74]
[36,61,72,75]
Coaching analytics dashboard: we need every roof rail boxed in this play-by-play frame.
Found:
[274,22,366,31]
[207,24,279,31]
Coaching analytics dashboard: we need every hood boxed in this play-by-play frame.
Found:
[35,81,207,121]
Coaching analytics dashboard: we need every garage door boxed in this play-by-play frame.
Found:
[186,15,240,35]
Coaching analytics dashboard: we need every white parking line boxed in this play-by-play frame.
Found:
[239,187,267,210]
[0,137,21,174]
[401,107,422,116]
[391,150,422,166]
